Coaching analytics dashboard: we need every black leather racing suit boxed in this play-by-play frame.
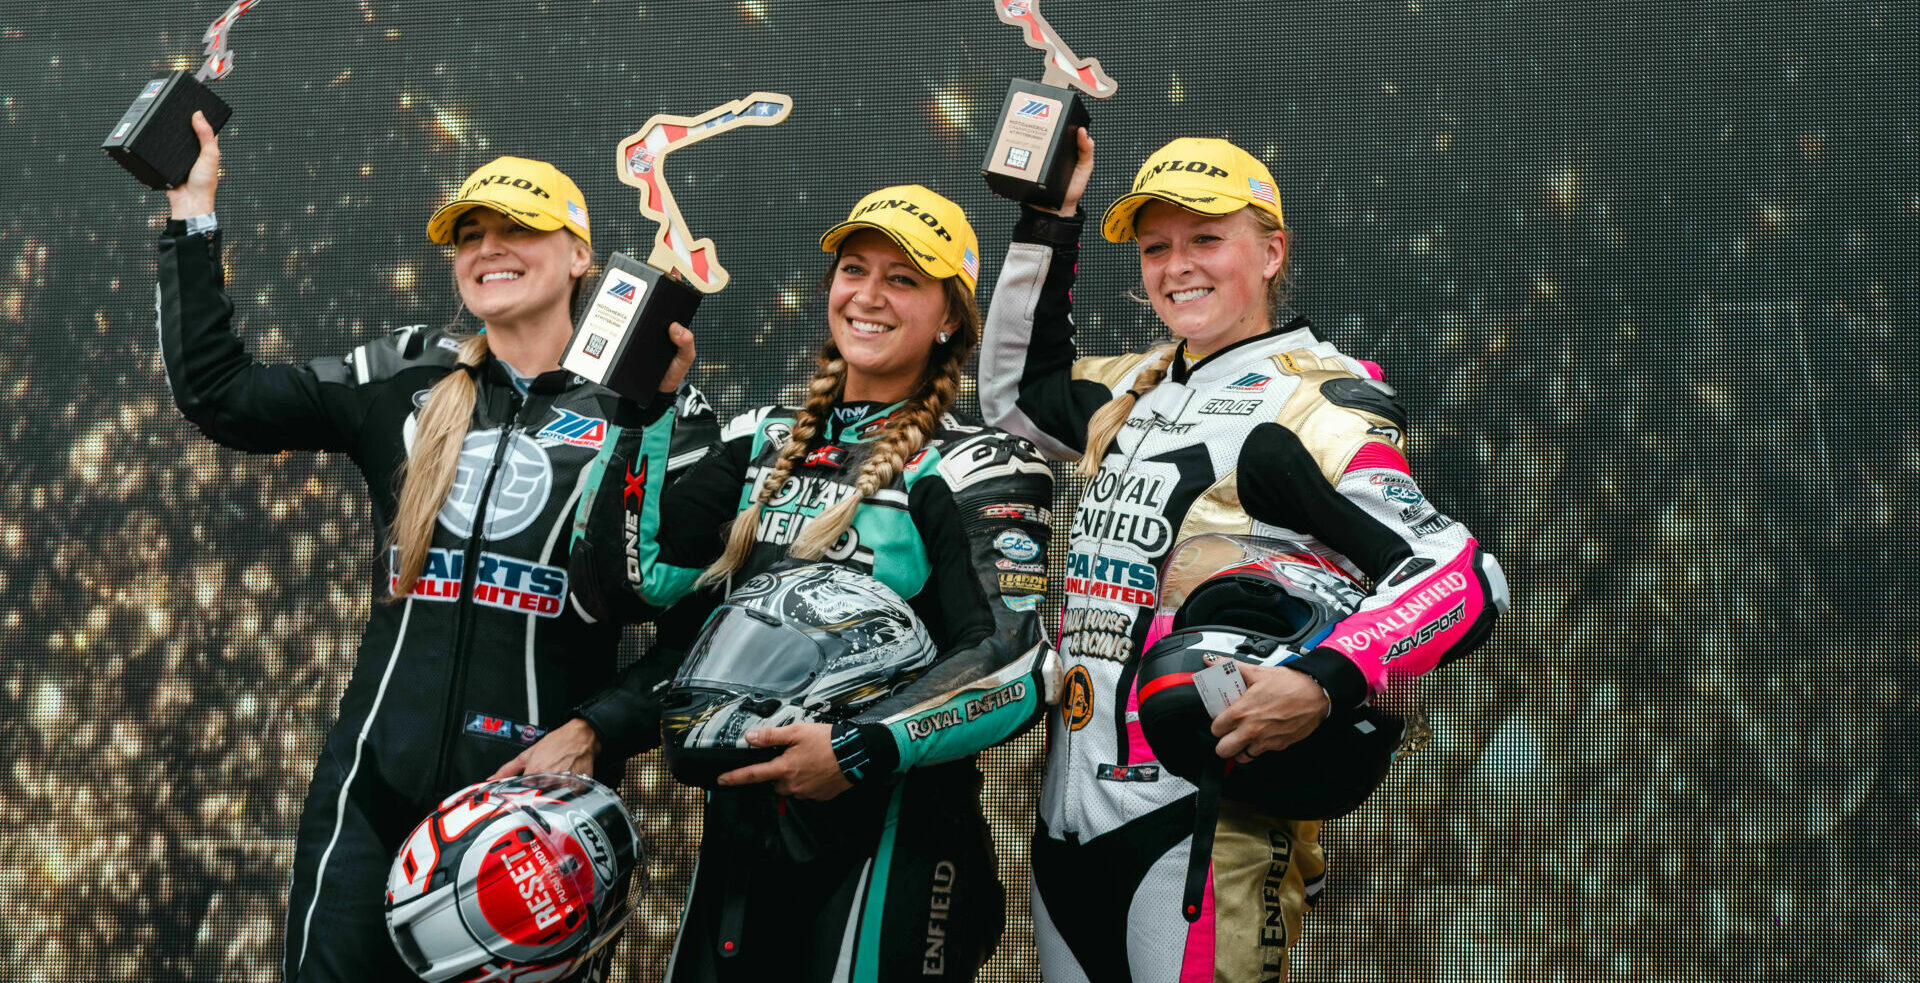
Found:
[155,219,715,981]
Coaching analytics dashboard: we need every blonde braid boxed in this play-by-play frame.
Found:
[696,352,849,587]
[791,330,969,560]
[1077,344,1179,478]
[387,333,489,599]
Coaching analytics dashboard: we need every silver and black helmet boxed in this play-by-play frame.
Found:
[663,563,936,789]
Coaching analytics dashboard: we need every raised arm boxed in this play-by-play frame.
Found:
[978,127,1121,460]
[156,112,381,454]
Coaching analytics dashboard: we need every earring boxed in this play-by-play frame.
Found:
[937,331,951,344]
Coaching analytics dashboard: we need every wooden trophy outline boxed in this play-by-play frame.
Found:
[616,92,795,294]
[994,0,1118,98]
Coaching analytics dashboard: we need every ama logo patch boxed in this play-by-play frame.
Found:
[535,408,608,449]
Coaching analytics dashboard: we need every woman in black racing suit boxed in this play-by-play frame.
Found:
[569,184,1059,982]
[153,113,711,981]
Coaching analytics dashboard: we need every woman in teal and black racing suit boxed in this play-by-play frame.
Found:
[570,184,1058,982]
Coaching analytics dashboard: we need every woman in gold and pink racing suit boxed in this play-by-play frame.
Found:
[979,132,1509,981]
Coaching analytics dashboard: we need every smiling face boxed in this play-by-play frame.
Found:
[1134,202,1287,357]
[826,229,954,403]
[450,207,591,331]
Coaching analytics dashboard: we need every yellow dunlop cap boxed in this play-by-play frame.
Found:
[426,155,591,247]
[1101,137,1284,243]
[819,184,980,293]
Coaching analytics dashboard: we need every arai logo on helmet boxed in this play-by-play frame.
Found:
[993,529,1041,563]
[568,811,618,887]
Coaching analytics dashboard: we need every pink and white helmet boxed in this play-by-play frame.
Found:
[384,773,643,982]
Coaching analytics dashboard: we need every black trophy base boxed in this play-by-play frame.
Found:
[981,79,1091,210]
[103,71,232,190]
[561,252,701,406]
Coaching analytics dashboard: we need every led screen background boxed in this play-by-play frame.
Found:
[2,0,1915,979]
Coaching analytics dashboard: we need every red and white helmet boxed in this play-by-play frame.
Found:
[384,773,643,982]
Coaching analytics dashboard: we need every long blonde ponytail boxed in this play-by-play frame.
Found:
[1076,344,1179,478]
[386,333,488,599]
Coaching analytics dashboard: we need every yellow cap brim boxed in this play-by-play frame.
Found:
[819,220,966,285]
[426,197,568,245]
[1101,189,1253,243]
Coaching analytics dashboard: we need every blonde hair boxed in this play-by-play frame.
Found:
[1076,344,1180,478]
[387,332,489,599]
[1082,207,1292,478]
[697,276,980,588]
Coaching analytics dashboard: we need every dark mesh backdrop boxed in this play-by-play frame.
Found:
[3,0,1915,979]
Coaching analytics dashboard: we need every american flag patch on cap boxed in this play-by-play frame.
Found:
[962,247,979,279]
[1247,178,1276,205]
[567,199,586,224]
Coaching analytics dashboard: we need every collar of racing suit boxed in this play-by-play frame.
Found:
[472,356,579,395]
[1169,316,1318,385]
[822,397,912,444]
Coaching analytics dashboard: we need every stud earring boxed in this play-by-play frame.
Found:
[937,331,951,344]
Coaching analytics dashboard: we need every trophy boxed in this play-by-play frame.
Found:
[103,0,260,189]
[981,0,1118,209]
[561,93,794,406]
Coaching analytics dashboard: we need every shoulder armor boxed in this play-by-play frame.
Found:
[1321,377,1409,431]
[676,384,715,420]
[331,325,461,387]
[933,411,984,438]
[720,404,801,446]
[933,429,1052,491]
[1271,371,1412,483]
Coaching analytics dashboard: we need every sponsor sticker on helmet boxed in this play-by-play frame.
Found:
[475,828,589,945]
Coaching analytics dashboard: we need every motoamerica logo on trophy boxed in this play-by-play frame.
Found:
[103,0,260,189]
[981,0,1118,208]
[562,93,794,406]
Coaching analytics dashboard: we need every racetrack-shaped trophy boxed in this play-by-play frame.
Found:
[562,92,794,406]
[981,0,1118,208]
[103,0,260,189]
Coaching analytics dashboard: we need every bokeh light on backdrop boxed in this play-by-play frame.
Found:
[1,0,1916,980]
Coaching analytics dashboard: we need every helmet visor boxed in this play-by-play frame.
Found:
[676,605,848,697]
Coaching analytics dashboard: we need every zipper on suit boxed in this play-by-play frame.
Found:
[431,386,528,791]
[1059,385,1164,837]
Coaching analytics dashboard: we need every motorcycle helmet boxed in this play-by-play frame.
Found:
[662,563,937,789]
[384,772,643,982]
[1135,534,1405,820]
